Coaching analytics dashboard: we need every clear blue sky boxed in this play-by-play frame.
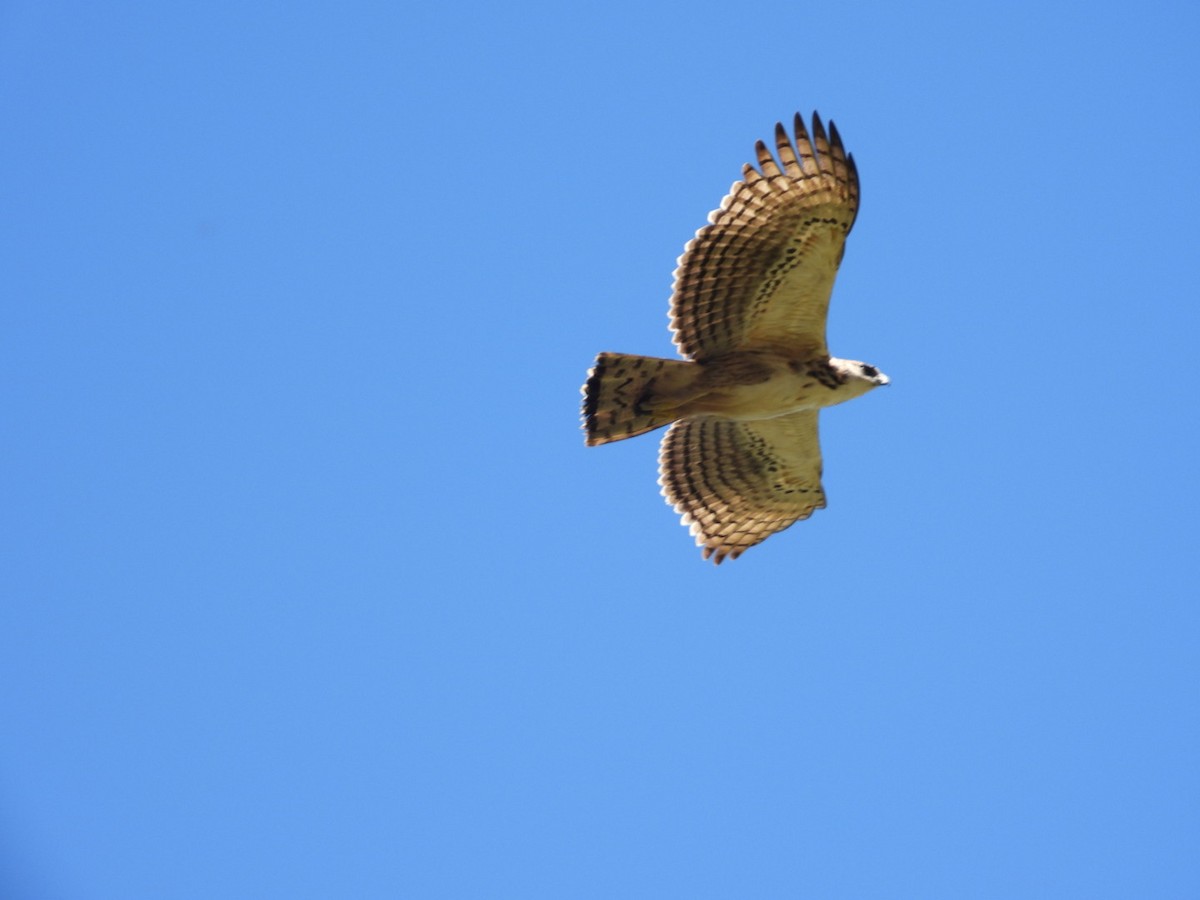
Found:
[3,1,1198,897]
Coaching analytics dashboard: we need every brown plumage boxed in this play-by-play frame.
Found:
[582,113,888,563]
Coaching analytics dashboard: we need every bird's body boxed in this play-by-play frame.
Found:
[582,113,888,563]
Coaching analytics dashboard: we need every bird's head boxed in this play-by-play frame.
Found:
[835,360,892,388]
[831,359,890,395]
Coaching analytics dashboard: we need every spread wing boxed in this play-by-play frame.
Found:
[657,411,826,563]
[668,113,859,361]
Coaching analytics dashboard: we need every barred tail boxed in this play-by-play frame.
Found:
[581,352,700,446]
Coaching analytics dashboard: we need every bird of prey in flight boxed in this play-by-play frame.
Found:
[582,112,888,563]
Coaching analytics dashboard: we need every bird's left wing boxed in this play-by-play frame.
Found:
[658,410,826,563]
[668,113,859,361]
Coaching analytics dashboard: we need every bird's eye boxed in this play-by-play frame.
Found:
[861,365,878,378]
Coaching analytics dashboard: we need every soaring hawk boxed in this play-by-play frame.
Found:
[581,112,888,563]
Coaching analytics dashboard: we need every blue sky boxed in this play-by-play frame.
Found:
[2,1,1198,897]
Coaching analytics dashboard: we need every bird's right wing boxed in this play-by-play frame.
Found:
[668,113,859,362]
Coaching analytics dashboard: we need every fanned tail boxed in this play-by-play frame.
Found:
[581,352,699,446]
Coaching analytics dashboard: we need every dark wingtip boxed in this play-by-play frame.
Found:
[792,111,808,142]
[828,118,843,152]
[810,111,828,145]
[705,544,740,565]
